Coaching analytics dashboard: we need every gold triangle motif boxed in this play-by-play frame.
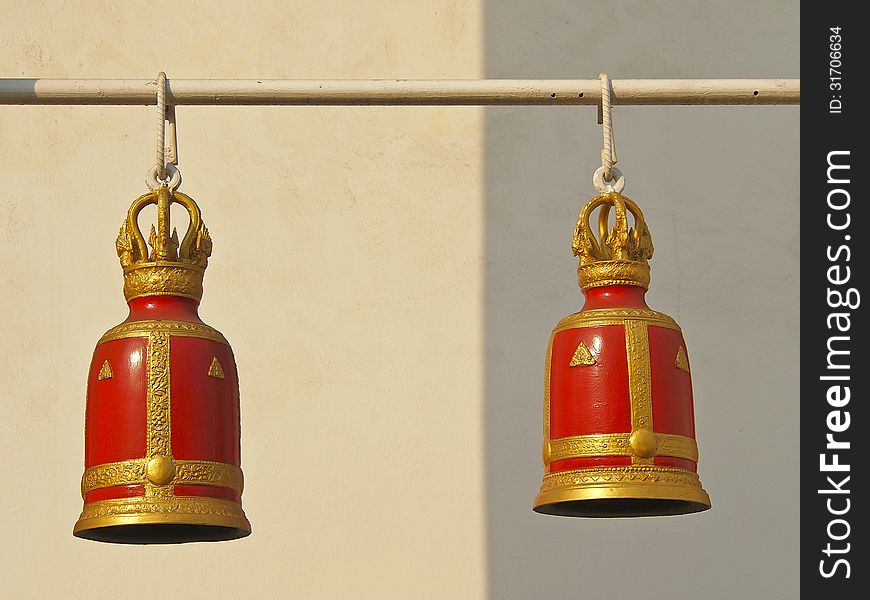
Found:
[569,341,596,367]
[675,345,690,373]
[97,360,113,381]
[208,357,225,379]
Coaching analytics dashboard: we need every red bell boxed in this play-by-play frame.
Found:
[533,191,711,517]
[74,186,251,543]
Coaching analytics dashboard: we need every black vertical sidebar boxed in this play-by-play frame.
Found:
[801,2,864,596]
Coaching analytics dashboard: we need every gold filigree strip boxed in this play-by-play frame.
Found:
[546,432,698,464]
[145,331,172,498]
[625,320,654,464]
[78,495,244,520]
[539,465,702,493]
[81,460,146,496]
[548,433,630,461]
[174,460,244,494]
[656,433,699,462]
[98,320,229,346]
[82,459,244,497]
[146,332,172,459]
[563,307,678,320]
[553,309,680,334]
[149,485,174,498]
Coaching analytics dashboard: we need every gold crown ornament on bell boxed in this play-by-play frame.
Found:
[74,76,251,543]
[533,77,710,517]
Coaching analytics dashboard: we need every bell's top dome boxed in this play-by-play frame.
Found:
[115,186,212,302]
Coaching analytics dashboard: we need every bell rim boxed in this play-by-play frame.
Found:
[73,511,252,542]
[73,521,251,544]
[74,495,251,542]
[532,497,711,518]
[533,479,711,517]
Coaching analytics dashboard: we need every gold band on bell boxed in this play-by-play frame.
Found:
[97,319,229,346]
[552,309,680,334]
[74,495,251,535]
[122,263,205,302]
[545,432,698,463]
[81,458,244,497]
[578,260,650,291]
[533,465,711,510]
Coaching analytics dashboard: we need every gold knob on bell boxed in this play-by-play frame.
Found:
[146,455,176,486]
[629,429,658,459]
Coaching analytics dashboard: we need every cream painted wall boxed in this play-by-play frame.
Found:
[1,2,798,599]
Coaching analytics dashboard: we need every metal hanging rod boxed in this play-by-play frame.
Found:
[0,78,798,106]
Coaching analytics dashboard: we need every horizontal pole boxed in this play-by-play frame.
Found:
[0,78,799,106]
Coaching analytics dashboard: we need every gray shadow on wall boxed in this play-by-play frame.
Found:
[483,2,800,599]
